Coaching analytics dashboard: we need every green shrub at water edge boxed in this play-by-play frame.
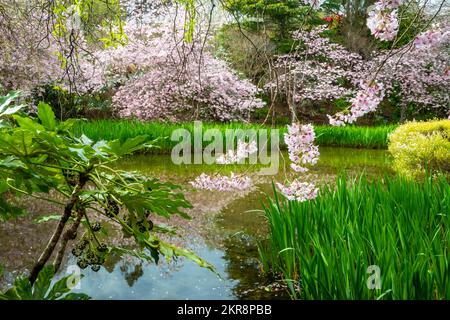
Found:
[259,175,449,299]
[388,119,450,179]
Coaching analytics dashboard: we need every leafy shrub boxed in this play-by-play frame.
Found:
[0,91,213,290]
[31,84,80,120]
[388,119,450,179]
[31,84,113,120]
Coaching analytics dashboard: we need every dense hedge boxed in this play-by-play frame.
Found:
[388,119,450,179]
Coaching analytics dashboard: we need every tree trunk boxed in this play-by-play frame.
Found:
[28,174,88,284]
[400,103,407,123]
[53,208,85,272]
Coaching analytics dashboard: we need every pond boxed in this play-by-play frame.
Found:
[0,147,391,299]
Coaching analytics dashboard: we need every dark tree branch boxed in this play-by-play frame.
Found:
[53,208,86,272]
[28,172,89,285]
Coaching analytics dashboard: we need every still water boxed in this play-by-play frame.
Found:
[0,147,391,299]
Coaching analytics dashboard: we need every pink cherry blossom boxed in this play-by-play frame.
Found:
[273,24,449,125]
[276,180,318,202]
[328,81,385,126]
[367,8,399,41]
[276,123,320,202]
[190,172,252,191]
[284,123,320,172]
[366,0,403,41]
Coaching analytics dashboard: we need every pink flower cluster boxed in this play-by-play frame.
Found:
[328,81,385,126]
[284,123,320,172]
[276,180,318,202]
[275,23,449,125]
[358,23,450,116]
[189,173,252,191]
[77,8,265,121]
[0,9,65,94]
[216,140,258,164]
[367,0,403,41]
[276,123,320,202]
[414,25,450,50]
[268,27,364,103]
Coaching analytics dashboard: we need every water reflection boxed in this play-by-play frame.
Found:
[0,147,391,299]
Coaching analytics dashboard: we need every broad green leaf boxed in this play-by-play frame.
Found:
[32,266,54,299]
[0,91,21,108]
[33,215,62,224]
[147,236,216,274]
[0,266,90,300]
[0,179,9,193]
[0,196,26,222]
[0,91,23,117]
[13,115,45,132]
[68,147,89,161]
[37,102,56,131]
[78,134,93,146]
[57,118,80,132]
[0,105,23,116]
[45,274,83,300]
[92,140,109,157]
[13,276,33,300]
[108,135,150,156]
[0,156,26,169]
[0,287,20,300]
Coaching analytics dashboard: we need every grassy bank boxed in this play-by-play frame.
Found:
[259,175,450,299]
[72,120,396,152]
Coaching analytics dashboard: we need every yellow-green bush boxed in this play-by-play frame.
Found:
[388,119,450,179]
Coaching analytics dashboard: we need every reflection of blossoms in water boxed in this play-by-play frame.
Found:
[190,172,252,191]
[191,138,257,191]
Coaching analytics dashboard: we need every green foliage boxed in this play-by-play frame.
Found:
[0,92,214,281]
[0,266,89,300]
[314,125,396,148]
[0,91,24,117]
[214,25,276,83]
[388,119,450,179]
[0,196,25,222]
[224,0,310,38]
[52,0,127,48]
[259,174,450,299]
[31,84,112,121]
[72,120,396,151]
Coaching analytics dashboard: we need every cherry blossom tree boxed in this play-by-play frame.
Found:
[329,22,450,125]
[268,22,449,125]
[190,1,449,200]
[108,34,266,121]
